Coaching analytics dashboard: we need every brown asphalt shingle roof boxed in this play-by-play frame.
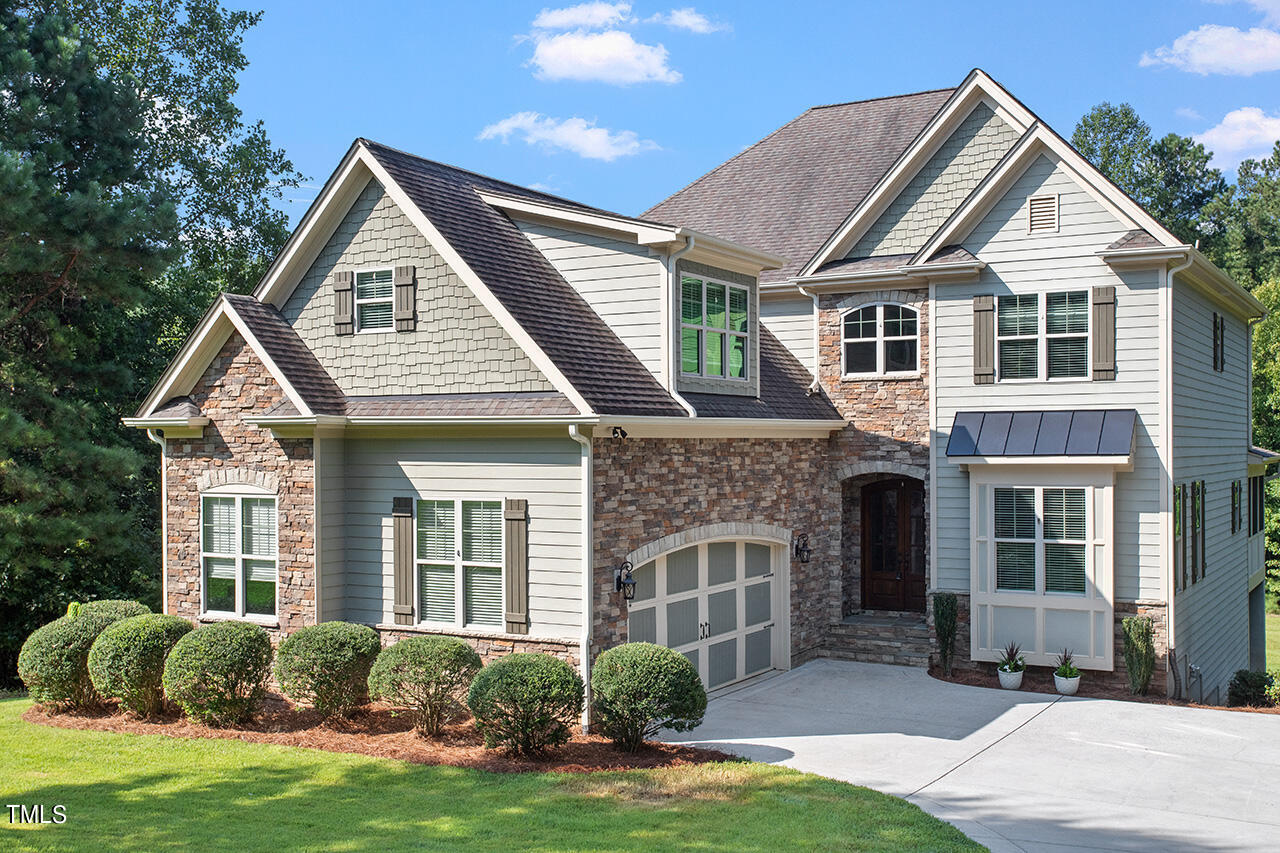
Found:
[1105,229,1162,251]
[260,392,578,418]
[151,396,201,418]
[683,328,841,420]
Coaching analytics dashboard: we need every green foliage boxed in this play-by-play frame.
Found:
[466,653,584,756]
[1227,669,1276,707]
[1121,616,1156,695]
[88,614,191,716]
[1210,143,1280,289]
[932,593,958,676]
[997,642,1025,673]
[367,637,482,736]
[1054,649,1080,679]
[162,621,272,726]
[275,622,381,720]
[1071,103,1153,199]
[17,611,118,708]
[591,643,706,752]
[80,599,151,621]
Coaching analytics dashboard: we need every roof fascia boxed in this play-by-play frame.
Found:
[1177,254,1266,320]
[952,454,1133,472]
[120,416,210,437]
[476,190,679,246]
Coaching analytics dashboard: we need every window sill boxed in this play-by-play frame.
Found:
[841,371,921,382]
[198,612,280,629]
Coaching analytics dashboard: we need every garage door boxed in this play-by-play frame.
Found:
[627,540,783,690]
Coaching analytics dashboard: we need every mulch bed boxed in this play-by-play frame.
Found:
[22,694,733,773]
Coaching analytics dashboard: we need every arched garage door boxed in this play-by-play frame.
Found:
[627,539,786,690]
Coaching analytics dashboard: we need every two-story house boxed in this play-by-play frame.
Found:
[127,69,1273,705]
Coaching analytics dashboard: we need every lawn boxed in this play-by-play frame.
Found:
[0,698,977,852]
[1268,613,1280,671]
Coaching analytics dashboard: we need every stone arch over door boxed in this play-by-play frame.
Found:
[624,522,792,567]
[839,463,928,616]
[835,461,926,484]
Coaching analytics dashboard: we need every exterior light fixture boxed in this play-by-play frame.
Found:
[794,534,812,564]
[611,426,628,440]
[615,561,637,600]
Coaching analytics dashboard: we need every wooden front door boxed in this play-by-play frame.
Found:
[861,478,926,612]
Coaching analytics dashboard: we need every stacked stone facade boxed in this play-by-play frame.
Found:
[377,627,579,670]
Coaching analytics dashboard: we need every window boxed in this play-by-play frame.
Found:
[681,275,749,380]
[416,498,503,629]
[1174,483,1185,590]
[993,486,1088,595]
[1249,475,1265,536]
[1046,292,1088,379]
[997,295,1038,379]
[1182,480,1207,585]
[997,291,1089,381]
[201,491,277,617]
[841,303,919,376]
[1029,194,1059,233]
[1212,313,1226,372]
[355,268,394,331]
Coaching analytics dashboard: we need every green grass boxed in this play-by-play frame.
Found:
[0,698,977,852]
[1268,613,1280,672]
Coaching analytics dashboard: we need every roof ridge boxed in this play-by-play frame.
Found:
[806,85,957,112]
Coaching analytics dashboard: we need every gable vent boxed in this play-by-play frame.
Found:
[1029,194,1059,233]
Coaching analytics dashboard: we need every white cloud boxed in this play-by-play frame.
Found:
[528,29,681,84]
[646,7,727,33]
[1195,106,1280,166]
[1176,106,1204,120]
[478,112,659,161]
[1207,0,1280,26]
[532,2,633,31]
[1140,24,1280,74]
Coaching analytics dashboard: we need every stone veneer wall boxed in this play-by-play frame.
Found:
[376,627,579,670]
[165,333,316,635]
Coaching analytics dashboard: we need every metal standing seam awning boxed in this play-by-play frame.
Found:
[946,409,1138,464]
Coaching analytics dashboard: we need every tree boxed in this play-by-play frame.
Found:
[1210,143,1280,289]
[0,2,177,681]
[1071,102,1152,201]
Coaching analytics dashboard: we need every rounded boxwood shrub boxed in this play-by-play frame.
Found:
[466,653,584,755]
[88,614,193,717]
[17,612,119,710]
[367,636,482,736]
[276,621,381,720]
[78,599,151,621]
[162,621,273,726]
[1227,669,1276,707]
[591,643,706,751]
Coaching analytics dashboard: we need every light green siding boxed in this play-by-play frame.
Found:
[675,259,760,398]
[761,295,816,376]
[316,435,344,622]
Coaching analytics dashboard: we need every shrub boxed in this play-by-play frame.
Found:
[1227,669,1276,707]
[276,622,381,720]
[1121,616,1156,695]
[87,615,192,717]
[79,599,150,621]
[933,592,958,676]
[367,636,482,736]
[162,621,273,726]
[17,612,118,709]
[467,653,583,755]
[591,643,705,751]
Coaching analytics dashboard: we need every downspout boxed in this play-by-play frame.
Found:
[665,235,699,417]
[146,429,168,615]
[568,424,593,731]
[797,285,822,393]
[1165,251,1194,696]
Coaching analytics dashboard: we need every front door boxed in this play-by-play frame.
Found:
[861,478,926,612]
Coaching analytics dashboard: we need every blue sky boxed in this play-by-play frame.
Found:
[233,1,1280,224]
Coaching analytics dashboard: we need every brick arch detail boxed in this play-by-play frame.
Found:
[625,522,793,567]
[836,461,926,484]
[196,467,280,494]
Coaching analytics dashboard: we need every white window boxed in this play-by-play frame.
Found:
[681,275,749,380]
[355,268,394,331]
[1029,194,1059,233]
[841,302,919,376]
[997,291,1089,381]
[201,488,277,618]
[416,498,504,629]
[993,486,1088,595]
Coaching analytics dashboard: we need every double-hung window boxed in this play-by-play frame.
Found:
[416,499,504,629]
[997,291,1089,381]
[355,268,394,331]
[201,490,278,618]
[993,486,1087,595]
[1249,475,1266,536]
[842,303,919,376]
[681,275,749,379]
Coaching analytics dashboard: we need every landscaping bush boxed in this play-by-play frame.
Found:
[78,599,151,621]
[87,615,192,717]
[933,593,958,676]
[1227,669,1276,707]
[367,636,482,736]
[1121,616,1156,695]
[17,612,118,709]
[276,622,381,720]
[162,621,273,726]
[466,653,583,755]
[591,643,705,751]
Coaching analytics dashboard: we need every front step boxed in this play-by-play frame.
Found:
[823,611,932,667]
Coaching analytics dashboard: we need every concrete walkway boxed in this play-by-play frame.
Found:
[663,659,1280,852]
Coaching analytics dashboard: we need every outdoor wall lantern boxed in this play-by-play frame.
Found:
[611,426,628,440]
[615,561,637,600]
[793,534,812,563]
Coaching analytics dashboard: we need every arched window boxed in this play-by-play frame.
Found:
[841,303,919,376]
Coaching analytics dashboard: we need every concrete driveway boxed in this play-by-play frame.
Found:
[663,659,1280,852]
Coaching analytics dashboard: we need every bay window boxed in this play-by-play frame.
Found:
[201,489,278,618]
[993,486,1087,595]
[417,498,504,629]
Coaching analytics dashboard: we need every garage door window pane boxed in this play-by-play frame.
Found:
[631,561,655,602]
[745,543,771,577]
[629,607,656,644]
[707,589,737,637]
[708,638,737,688]
[745,626,771,675]
[666,598,699,647]
[666,547,699,594]
[745,580,771,626]
[708,542,736,585]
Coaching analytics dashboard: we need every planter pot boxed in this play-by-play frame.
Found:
[997,668,1024,690]
[1055,674,1081,696]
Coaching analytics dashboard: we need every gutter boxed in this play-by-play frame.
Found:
[796,285,822,392]
[568,425,594,732]
[146,430,168,615]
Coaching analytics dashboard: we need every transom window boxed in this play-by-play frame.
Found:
[681,275,749,380]
[416,499,504,629]
[993,486,1087,595]
[355,268,394,331]
[842,303,919,376]
[997,291,1089,381]
[201,491,277,618]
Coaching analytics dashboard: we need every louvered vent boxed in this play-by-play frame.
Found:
[1029,194,1059,233]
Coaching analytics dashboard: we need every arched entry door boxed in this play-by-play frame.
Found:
[861,478,926,612]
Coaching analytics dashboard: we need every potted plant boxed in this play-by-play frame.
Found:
[1054,648,1081,695]
[996,641,1025,690]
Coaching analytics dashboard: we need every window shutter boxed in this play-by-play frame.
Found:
[1091,286,1116,381]
[394,265,416,332]
[392,497,414,625]
[503,498,529,635]
[1199,480,1207,578]
[973,295,995,385]
[333,270,354,336]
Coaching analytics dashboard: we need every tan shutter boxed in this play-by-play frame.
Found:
[394,265,416,332]
[503,498,529,635]
[392,497,414,625]
[333,270,354,336]
[973,295,995,384]
[1091,286,1116,380]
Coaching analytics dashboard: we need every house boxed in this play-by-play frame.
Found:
[126,69,1275,705]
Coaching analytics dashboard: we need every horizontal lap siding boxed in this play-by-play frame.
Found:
[342,436,583,640]
[317,436,345,622]
[933,155,1164,601]
[761,296,816,376]
[1171,281,1251,698]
